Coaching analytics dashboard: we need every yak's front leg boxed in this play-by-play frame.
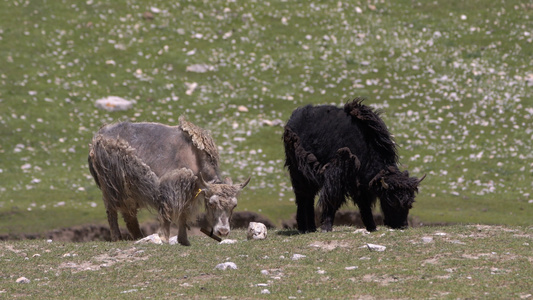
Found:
[158,217,171,243]
[177,217,190,246]
[318,199,342,232]
[319,180,344,232]
[353,192,377,232]
[158,168,197,245]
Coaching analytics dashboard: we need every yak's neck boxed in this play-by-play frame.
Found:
[197,158,222,183]
[201,167,222,183]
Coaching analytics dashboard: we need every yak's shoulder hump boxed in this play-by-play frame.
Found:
[179,116,219,165]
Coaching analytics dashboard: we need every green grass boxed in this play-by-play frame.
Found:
[1,226,532,298]
[1,0,532,235]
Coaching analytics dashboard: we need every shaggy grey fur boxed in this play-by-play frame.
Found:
[88,118,249,245]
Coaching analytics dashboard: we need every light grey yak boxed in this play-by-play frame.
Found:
[88,117,250,245]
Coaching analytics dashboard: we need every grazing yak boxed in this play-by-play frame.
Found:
[283,99,425,233]
[88,117,250,245]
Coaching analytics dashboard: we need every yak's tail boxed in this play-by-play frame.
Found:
[283,127,323,186]
[88,135,160,212]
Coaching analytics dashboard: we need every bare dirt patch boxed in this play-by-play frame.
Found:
[309,240,350,251]
[59,247,148,273]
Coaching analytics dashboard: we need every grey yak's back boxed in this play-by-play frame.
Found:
[95,119,220,181]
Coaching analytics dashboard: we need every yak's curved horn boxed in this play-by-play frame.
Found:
[418,174,427,184]
[198,172,211,190]
[240,176,251,189]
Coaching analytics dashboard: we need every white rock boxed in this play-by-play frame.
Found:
[219,239,237,244]
[95,96,133,112]
[135,234,162,245]
[261,289,270,294]
[422,236,434,243]
[345,266,359,270]
[353,229,370,235]
[291,254,306,260]
[215,262,237,270]
[247,222,267,240]
[262,119,284,127]
[186,64,215,73]
[185,82,198,95]
[237,105,249,112]
[16,277,30,284]
[169,236,178,245]
[366,243,386,252]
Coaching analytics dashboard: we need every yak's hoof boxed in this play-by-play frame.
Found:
[178,239,191,246]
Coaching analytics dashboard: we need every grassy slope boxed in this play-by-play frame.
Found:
[1,226,532,299]
[0,0,532,234]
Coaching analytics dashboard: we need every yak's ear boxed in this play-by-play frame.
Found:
[380,178,390,189]
[224,177,233,185]
[369,170,387,189]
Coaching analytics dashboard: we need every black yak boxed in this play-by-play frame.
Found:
[283,99,425,233]
[88,117,250,245]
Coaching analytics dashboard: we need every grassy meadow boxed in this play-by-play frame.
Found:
[1,0,532,235]
[1,226,532,299]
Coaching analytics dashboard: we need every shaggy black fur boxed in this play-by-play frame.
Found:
[283,98,424,233]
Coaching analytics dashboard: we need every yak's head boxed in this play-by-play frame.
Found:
[198,175,250,237]
[371,168,426,229]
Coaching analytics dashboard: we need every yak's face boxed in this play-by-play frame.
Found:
[201,177,250,237]
[380,187,416,229]
[374,170,426,229]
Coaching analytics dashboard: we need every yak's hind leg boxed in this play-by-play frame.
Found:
[105,204,122,241]
[296,189,318,233]
[290,169,319,233]
[121,209,144,240]
[290,170,319,233]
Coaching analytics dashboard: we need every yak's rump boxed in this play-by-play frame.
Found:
[283,98,419,232]
[88,135,161,214]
